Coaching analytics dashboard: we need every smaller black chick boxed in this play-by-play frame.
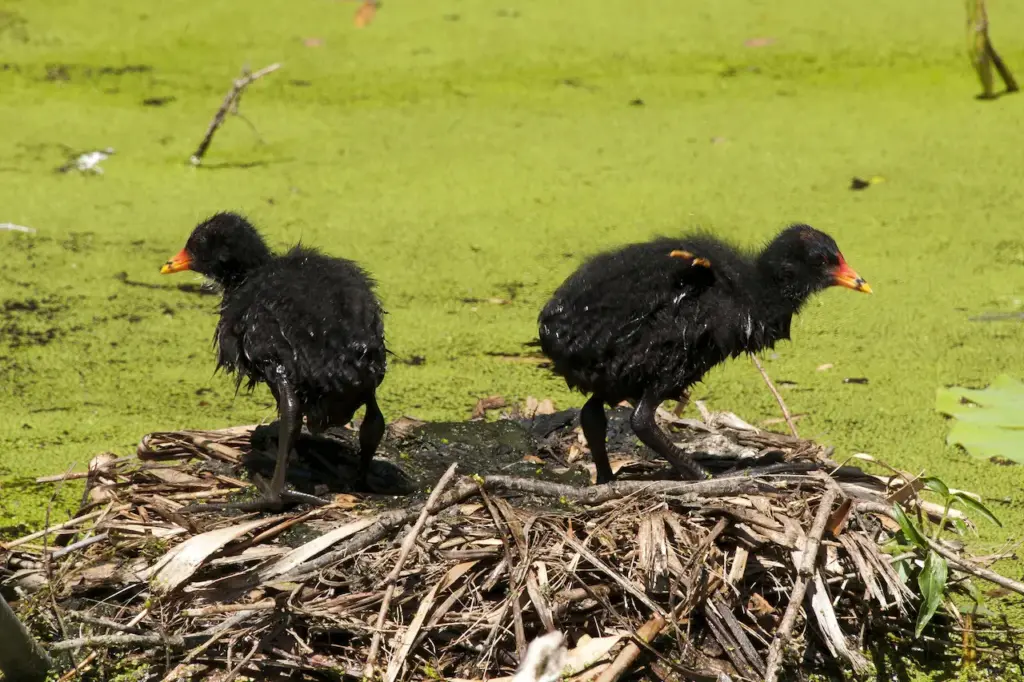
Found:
[161,212,387,510]
[538,224,871,484]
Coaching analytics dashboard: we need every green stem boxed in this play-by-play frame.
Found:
[932,499,953,543]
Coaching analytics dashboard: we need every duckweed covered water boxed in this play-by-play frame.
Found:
[1,0,1023,659]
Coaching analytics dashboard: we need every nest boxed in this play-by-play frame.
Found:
[2,407,1021,681]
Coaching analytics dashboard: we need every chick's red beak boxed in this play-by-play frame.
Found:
[160,248,192,275]
[832,255,872,294]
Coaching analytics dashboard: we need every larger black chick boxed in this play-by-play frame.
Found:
[161,212,387,510]
[538,224,871,484]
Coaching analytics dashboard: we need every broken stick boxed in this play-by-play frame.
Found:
[750,354,799,438]
[763,488,838,682]
[189,63,281,166]
[363,463,459,680]
[966,0,1018,98]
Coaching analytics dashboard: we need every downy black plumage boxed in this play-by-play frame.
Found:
[161,212,387,510]
[537,224,871,484]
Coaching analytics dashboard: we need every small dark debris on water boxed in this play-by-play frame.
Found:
[970,312,1024,322]
[844,377,870,385]
[719,65,761,78]
[398,355,427,366]
[4,299,39,313]
[443,13,460,21]
[500,281,525,301]
[484,351,550,367]
[461,296,511,305]
[850,176,885,191]
[42,63,153,82]
[629,98,645,106]
[289,79,312,87]
[559,77,593,90]
[142,96,175,107]
[45,64,71,81]
[98,64,152,75]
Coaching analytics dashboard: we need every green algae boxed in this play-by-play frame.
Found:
[0,0,1023,674]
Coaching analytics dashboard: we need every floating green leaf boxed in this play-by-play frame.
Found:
[892,503,927,550]
[953,492,1002,528]
[915,550,949,637]
[936,375,1024,462]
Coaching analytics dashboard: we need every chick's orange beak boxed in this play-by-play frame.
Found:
[832,256,872,294]
[160,248,192,275]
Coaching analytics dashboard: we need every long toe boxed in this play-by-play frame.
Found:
[280,489,331,507]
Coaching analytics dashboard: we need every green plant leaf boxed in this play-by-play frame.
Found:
[922,477,950,499]
[893,558,911,584]
[936,376,1024,462]
[952,518,970,536]
[953,492,1003,528]
[915,550,949,638]
[893,503,928,550]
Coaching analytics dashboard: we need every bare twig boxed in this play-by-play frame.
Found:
[182,601,276,618]
[43,465,75,652]
[966,0,1017,98]
[477,485,528,662]
[2,506,126,549]
[595,606,675,682]
[763,488,839,682]
[750,354,798,438]
[66,613,146,635]
[283,475,766,584]
[189,63,281,165]
[55,609,149,682]
[562,529,665,617]
[49,533,109,560]
[49,633,187,652]
[928,539,1024,597]
[384,578,442,682]
[855,500,1024,597]
[222,635,261,682]
[364,463,458,679]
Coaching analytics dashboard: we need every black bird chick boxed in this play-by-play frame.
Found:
[161,212,387,510]
[538,224,871,484]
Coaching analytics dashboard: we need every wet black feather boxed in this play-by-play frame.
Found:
[538,225,845,403]
[182,213,387,429]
